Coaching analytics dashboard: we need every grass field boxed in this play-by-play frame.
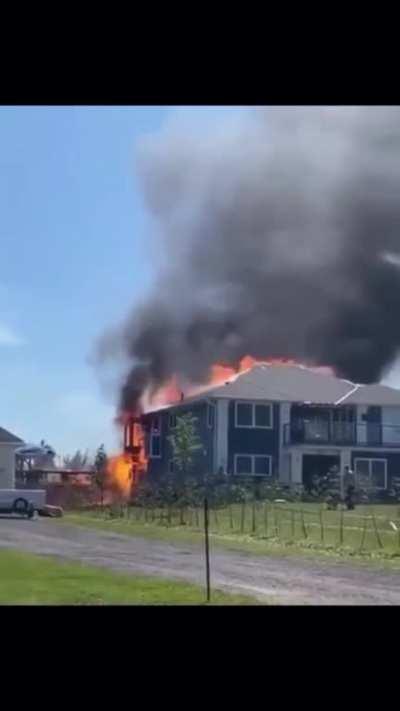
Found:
[0,549,255,605]
[64,501,400,569]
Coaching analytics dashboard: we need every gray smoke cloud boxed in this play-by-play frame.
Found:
[97,107,400,413]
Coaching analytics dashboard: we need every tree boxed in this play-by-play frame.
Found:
[94,444,108,509]
[63,449,91,470]
[167,413,203,482]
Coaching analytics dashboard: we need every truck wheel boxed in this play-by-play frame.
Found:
[26,503,35,519]
[13,497,29,516]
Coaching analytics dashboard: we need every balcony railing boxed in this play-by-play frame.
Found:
[284,422,400,448]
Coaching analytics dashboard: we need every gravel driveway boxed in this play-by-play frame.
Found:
[1,516,400,604]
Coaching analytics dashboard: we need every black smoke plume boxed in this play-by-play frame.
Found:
[97,107,400,412]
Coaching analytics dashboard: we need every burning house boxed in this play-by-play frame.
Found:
[136,361,400,491]
[96,107,400,496]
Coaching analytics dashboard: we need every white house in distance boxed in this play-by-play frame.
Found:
[0,426,23,488]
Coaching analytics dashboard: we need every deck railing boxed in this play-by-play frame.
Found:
[283,422,400,447]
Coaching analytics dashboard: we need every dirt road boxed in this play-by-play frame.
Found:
[0,516,400,604]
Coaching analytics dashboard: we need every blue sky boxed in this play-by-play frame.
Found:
[0,106,246,459]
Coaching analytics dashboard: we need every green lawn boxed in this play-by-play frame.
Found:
[63,501,400,570]
[0,549,255,605]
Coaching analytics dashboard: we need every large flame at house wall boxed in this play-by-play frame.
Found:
[107,416,148,498]
[107,454,135,498]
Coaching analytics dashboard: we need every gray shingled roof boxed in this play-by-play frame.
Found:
[145,363,400,414]
[342,383,400,406]
[202,365,354,404]
[0,426,23,444]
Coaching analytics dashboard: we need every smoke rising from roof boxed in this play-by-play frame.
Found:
[97,107,400,412]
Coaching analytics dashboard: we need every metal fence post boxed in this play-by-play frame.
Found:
[204,496,211,603]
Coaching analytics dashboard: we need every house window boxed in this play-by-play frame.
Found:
[236,403,253,427]
[235,402,273,429]
[236,455,252,474]
[354,458,387,489]
[150,415,162,458]
[254,455,271,476]
[255,404,272,428]
[169,413,177,428]
[150,435,161,458]
[234,454,272,477]
[207,403,215,428]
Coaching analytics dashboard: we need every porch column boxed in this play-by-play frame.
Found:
[279,403,291,447]
[214,399,229,474]
[279,403,292,483]
[291,450,303,484]
[340,448,351,469]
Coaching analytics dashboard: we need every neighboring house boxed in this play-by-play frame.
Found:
[0,426,24,488]
[140,363,400,491]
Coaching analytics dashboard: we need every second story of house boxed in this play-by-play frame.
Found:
[141,363,400,478]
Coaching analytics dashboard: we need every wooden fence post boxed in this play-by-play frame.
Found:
[360,516,367,552]
[371,512,383,548]
[229,504,234,530]
[274,505,279,538]
[264,502,268,536]
[301,508,307,539]
[339,508,344,547]
[213,508,219,529]
[251,501,256,534]
[240,502,246,533]
[319,509,324,544]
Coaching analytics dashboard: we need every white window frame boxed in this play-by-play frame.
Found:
[235,401,273,429]
[150,415,162,459]
[354,457,387,490]
[169,412,177,429]
[233,453,272,477]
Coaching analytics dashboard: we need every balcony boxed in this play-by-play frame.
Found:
[283,421,400,448]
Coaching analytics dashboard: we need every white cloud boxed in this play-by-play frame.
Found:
[0,323,24,347]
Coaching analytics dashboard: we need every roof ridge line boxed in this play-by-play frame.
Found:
[334,383,362,406]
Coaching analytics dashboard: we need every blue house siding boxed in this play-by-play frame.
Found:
[227,401,280,476]
[351,449,400,488]
[144,401,214,480]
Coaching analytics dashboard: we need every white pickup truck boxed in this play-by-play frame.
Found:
[0,489,46,518]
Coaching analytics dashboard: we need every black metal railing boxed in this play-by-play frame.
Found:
[283,422,400,447]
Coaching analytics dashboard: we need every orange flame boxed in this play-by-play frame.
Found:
[107,454,133,499]
[143,355,335,410]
